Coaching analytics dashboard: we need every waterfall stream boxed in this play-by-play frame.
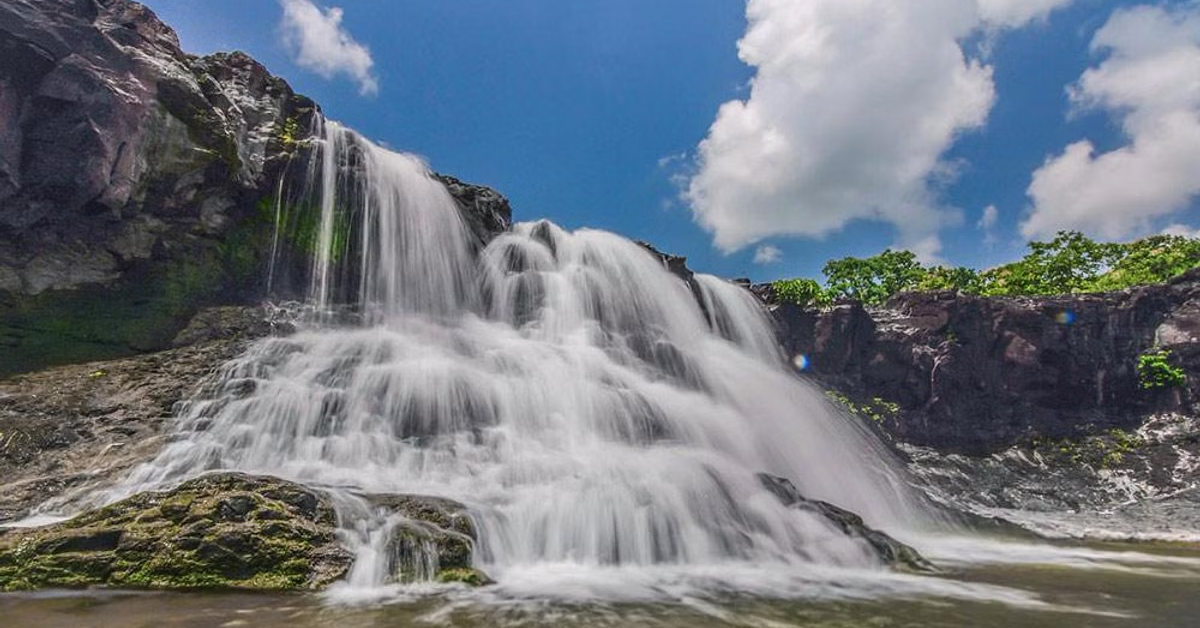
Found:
[103,119,932,595]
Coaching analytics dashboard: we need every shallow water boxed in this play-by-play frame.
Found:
[5,540,1199,628]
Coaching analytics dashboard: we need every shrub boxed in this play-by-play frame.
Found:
[772,278,832,307]
[1137,348,1186,389]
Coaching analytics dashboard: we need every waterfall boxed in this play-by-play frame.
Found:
[110,117,930,592]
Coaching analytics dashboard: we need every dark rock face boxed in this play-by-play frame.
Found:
[768,269,1200,453]
[436,174,512,249]
[0,0,308,289]
[0,0,510,378]
[756,473,934,573]
[0,473,353,591]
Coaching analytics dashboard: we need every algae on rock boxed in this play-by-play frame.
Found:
[0,473,352,592]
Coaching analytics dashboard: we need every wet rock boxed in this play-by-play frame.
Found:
[436,174,513,249]
[0,305,293,522]
[757,473,934,573]
[904,411,1200,537]
[0,473,352,591]
[370,494,491,585]
[170,303,299,348]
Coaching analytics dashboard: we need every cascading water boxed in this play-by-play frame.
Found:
[105,117,933,594]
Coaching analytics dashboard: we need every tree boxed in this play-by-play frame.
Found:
[823,249,924,305]
[1089,235,1200,292]
[916,265,982,293]
[980,231,1123,296]
[772,278,832,307]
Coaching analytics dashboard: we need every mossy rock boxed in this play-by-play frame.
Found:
[370,494,491,586]
[0,473,352,592]
[436,567,493,587]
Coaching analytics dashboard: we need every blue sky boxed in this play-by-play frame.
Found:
[141,0,1200,282]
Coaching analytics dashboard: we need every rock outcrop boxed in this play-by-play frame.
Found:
[0,0,510,378]
[0,473,353,591]
[756,473,934,572]
[767,268,1200,454]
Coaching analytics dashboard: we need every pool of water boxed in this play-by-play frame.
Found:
[5,539,1198,628]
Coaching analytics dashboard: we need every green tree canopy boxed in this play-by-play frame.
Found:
[979,231,1124,296]
[768,231,1200,308]
[823,249,924,305]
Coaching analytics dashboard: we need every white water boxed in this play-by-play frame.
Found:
[100,119,940,595]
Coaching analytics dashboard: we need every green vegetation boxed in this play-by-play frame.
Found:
[1137,348,1186,390]
[1038,428,1145,469]
[825,391,900,424]
[772,278,831,307]
[276,116,303,150]
[823,249,925,305]
[771,231,1200,307]
[436,567,493,587]
[263,195,354,262]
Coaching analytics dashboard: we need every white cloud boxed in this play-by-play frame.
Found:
[685,0,1074,258]
[977,0,1071,27]
[1022,4,1200,240]
[279,0,378,96]
[978,204,999,243]
[753,244,783,264]
[1162,223,1200,239]
[978,204,999,230]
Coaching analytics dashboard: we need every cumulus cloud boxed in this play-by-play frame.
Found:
[685,0,1074,258]
[279,0,378,96]
[1021,4,1200,240]
[753,244,782,264]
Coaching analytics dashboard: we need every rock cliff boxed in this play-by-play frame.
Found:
[764,268,1200,454]
[0,0,510,377]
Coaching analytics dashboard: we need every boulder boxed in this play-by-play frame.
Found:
[0,473,353,591]
[371,494,492,586]
[756,473,934,573]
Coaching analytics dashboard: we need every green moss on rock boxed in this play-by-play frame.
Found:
[436,567,493,587]
[0,473,351,592]
[372,494,491,585]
